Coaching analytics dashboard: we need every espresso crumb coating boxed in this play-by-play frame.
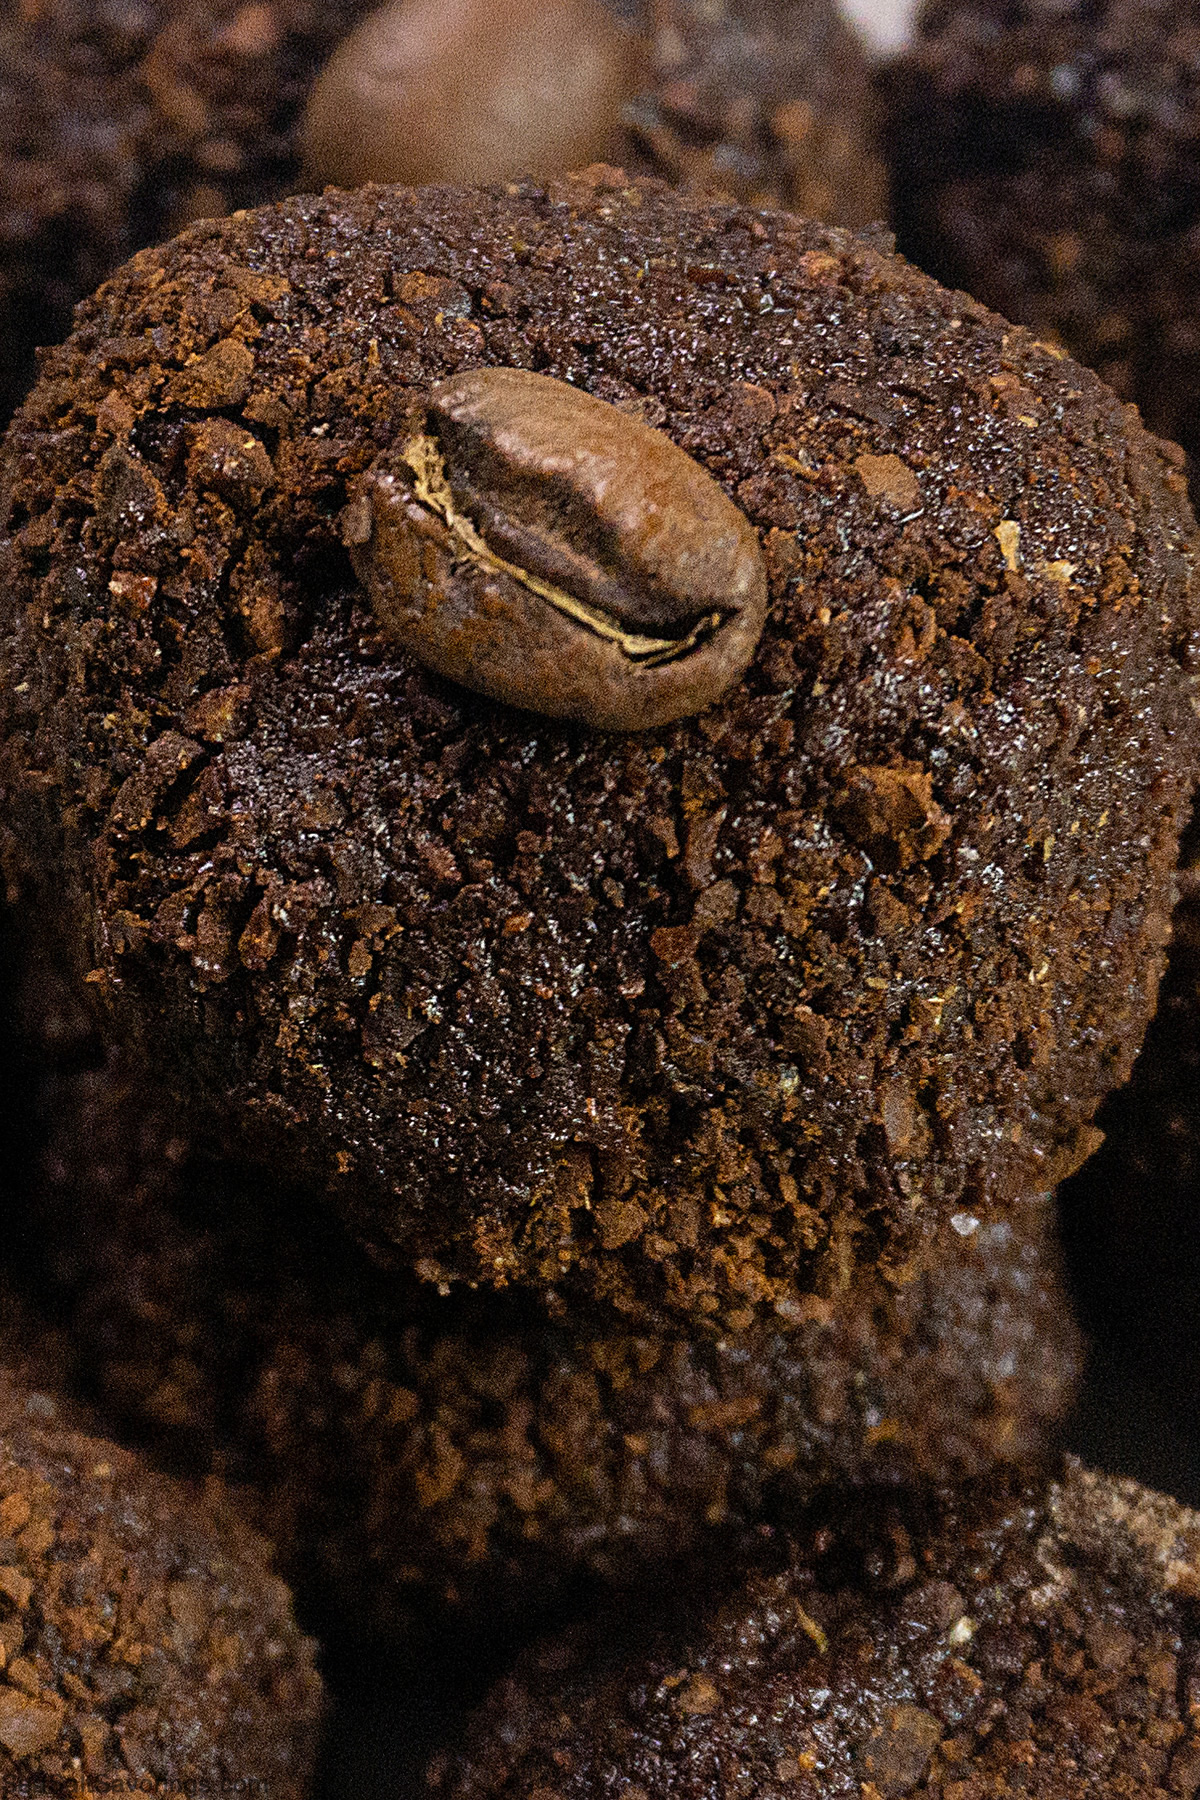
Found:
[23,1043,1079,1647]
[2,177,1197,1330]
[883,0,1200,489]
[432,1458,1200,1800]
[0,1330,321,1797]
[0,0,881,424]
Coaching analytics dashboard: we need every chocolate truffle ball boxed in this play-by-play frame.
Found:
[0,0,883,422]
[20,1039,1080,1648]
[884,0,1200,490]
[2,177,1197,1332]
[0,1325,322,1797]
[431,1458,1200,1800]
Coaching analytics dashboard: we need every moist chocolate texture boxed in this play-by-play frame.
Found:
[2,176,1198,1332]
[18,1032,1079,1648]
[0,1312,322,1798]
[431,1458,1200,1800]
[0,0,882,424]
[884,0,1200,492]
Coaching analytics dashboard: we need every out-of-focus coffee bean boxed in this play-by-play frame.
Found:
[344,367,767,731]
[302,0,648,191]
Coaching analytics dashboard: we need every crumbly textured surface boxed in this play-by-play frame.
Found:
[2,177,1198,1331]
[22,1038,1080,1647]
[0,1343,322,1797]
[0,0,881,422]
[883,0,1200,488]
[431,1458,1200,1800]
[1060,838,1200,1376]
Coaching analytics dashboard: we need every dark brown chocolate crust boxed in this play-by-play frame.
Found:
[0,1339,322,1797]
[883,0,1200,491]
[20,1038,1079,1648]
[431,1458,1200,1800]
[2,177,1198,1331]
[0,0,881,423]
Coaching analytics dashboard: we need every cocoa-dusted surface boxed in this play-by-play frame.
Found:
[0,1344,322,1796]
[22,1038,1079,1650]
[431,1458,1200,1800]
[883,0,1200,490]
[2,178,1198,1331]
[0,0,881,424]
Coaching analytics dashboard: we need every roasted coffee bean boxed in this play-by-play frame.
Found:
[344,367,768,731]
[302,0,646,191]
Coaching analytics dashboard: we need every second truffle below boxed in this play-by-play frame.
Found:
[432,1458,1200,1800]
[0,1319,321,1797]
